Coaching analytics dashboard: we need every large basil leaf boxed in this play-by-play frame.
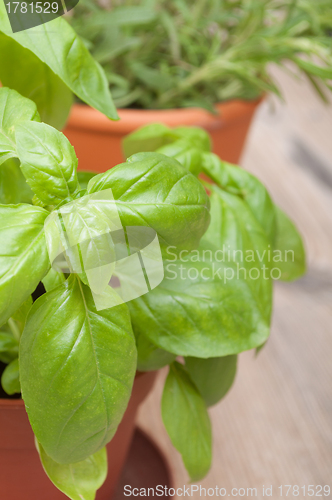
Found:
[202,155,305,281]
[0,33,72,130]
[46,190,121,293]
[16,122,80,205]
[272,206,306,281]
[185,355,237,407]
[0,87,40,166]
[37,442,107,500]
[162,362,212,481]
[136,331,176,372]
[0,5,118,120]
[129,183,272,358]
[87,152,210,251]
[123,125,210,175]
[78,171,97,191]
[129,240,270,357]
[20,276,136,464]
[172,127,211,152]
[1,358,20,395]
[202,153,277,245]
[42,268,65,293]
[0,204,50,326]
[0,330,18,363]
[11,295,33,336]
[122,124,211,160]
[157,139,203,176]
[0,158,33,205]
[204,185,273,322]
[122,123,178,158]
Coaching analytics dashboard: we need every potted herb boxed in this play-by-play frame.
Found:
[64,0,332,170]
[0,86,305,499]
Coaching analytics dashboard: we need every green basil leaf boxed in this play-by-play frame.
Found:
[42,268,65,293]
[172,126,211,152]
[16,122,80,205]
[122,123,178,158]
[129,240,270,357]
[122,124,211,161]
[0,87,40,166]
[0,331,18,364]
[162,362,212,481]
[0,6,118,120]
[45,191,120,292]
[32,194,47,208]
[1,358,20,395]
[202,153,277,245]
[0,204,50,326]
[0,158,33,205]
[20,276,136,464]
[37,441,107,500]
[129,183,273,359]
[77,171,96,191]
[157,140,203,176]
[0,33,72,130]
[136,331,176,372]
[87,152,210,252]
[185,355,237,407]
[272,206,306,281]
[204,185,273,322]
[11,295,33,334]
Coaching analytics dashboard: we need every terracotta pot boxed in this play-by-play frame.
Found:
[0,370,157,500]
[63,99,262,173]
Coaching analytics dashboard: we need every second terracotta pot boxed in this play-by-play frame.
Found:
[0,370,157,500]
[63,99,262,173]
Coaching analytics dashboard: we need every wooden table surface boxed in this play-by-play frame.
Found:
[136,66,332,499]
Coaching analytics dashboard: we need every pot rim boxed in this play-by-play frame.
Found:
[0,397,23,409]
[66,96,264,134]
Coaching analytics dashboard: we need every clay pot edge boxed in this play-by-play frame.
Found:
[66,97,264,135]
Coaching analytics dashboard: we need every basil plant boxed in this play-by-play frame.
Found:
[0,87,305,498]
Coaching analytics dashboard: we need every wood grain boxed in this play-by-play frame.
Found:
[136,66,332,499]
